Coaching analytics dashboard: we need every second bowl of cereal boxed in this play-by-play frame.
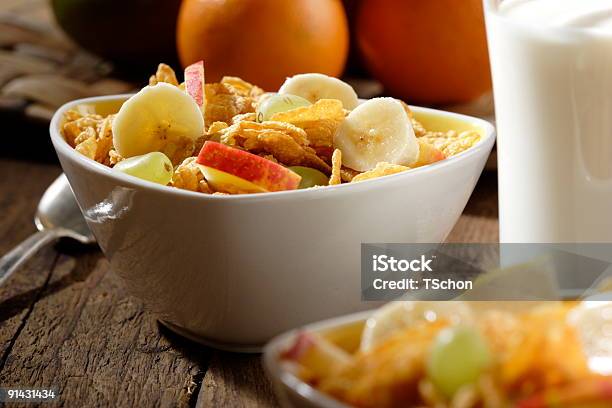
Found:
[49,62,495,350]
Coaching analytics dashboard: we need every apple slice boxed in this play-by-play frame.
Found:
[412,140,446,168]
[196,141,301,193]
[197,166,268,194]
[185,60,206,112]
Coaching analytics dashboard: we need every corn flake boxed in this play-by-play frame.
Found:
[421,130,481,157]
[221,76,264,98]
[92,115,114,162]
[232,112,257,124]
[205,78,262,125]
[245,131,306,165]
[172,157,211,194]
[208,121,230,133]
[63,112,103,147]
[329,149,342,185]
[149,63,179,86]
[259,154,279,164]
[341,167,360,183]
[194,121,230,154]
[270,99,345,149]
[108,149,123,166]
[158,135,196,166]
[351,162,410,183]
[411,140,446,168]
[411,118,428,137]
[74,132,98,160]
[216,120,335,174]
[301,148,332,175]
[70,114,116,164]
[220,121,309,148]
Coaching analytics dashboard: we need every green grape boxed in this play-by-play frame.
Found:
[256,93,311,122]
[427,326,492,398]
[113,152,173,185]
[289,166,329,189]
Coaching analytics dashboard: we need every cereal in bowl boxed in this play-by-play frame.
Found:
[61,61,481,195]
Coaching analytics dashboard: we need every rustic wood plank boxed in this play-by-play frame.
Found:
[0,245,57,368]
[0,250,211,407]
[0,159,62,363]
[198,352,277,408]
[0,159,61,254]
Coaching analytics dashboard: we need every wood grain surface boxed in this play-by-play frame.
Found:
[0,158,498,408]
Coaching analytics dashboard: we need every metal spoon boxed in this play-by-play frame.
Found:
[0,174,95,286]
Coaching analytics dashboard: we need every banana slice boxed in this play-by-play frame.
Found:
[112,83,204,162]
[334,97,419,172]
[360,301,473,353]
[278,73,359,109]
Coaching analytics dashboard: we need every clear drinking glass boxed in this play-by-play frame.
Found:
[483,0,612,242]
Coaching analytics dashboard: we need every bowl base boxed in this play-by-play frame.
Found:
[159,320,263,353]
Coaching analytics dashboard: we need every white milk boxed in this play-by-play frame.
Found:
[484,0,612,242]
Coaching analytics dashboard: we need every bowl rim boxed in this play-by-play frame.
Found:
[263,310,372,408]
[50,94,496,203]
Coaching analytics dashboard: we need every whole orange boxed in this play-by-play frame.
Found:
[356,0,492,105]
[177,0,349,91]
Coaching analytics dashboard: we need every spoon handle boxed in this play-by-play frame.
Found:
[0,230,60,287]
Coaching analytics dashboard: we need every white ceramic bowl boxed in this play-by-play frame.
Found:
[264,311,370,408]
[49,95,495,350]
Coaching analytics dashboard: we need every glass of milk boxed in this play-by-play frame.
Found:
[484,0,612,242]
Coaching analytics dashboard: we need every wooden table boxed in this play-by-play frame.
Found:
[0,157,498,407]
